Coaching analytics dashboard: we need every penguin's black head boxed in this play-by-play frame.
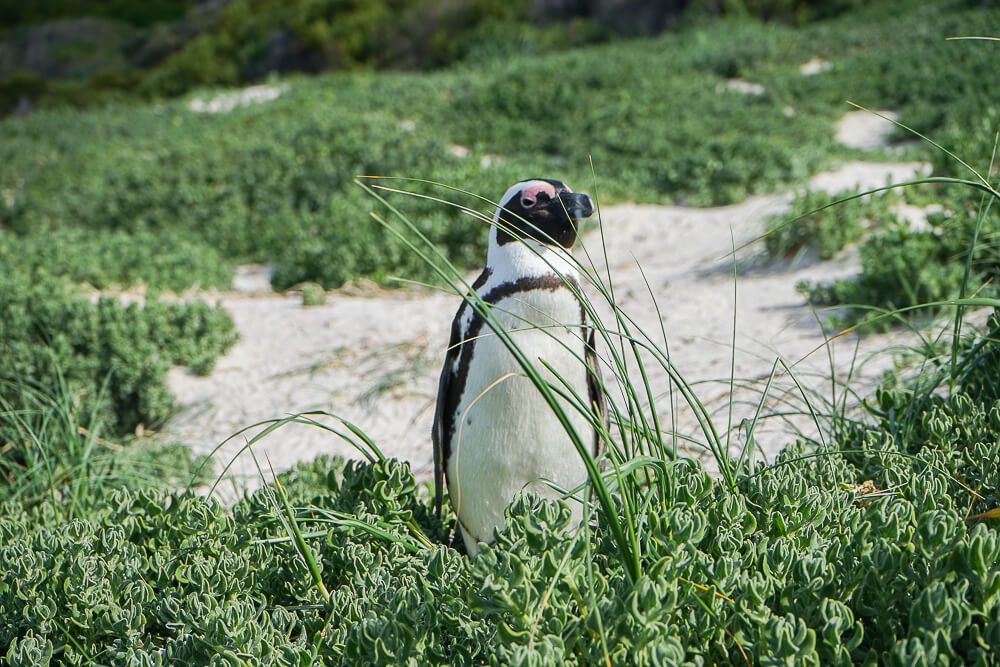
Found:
[495,178,594,249]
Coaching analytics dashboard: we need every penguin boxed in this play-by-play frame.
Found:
[432,178,606,555]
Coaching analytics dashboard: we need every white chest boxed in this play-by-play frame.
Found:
[447,283,592,552]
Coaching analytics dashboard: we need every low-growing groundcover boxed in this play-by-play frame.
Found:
[763,86,1000,329]
[766,141,1000,332]
[2,312,998,664]
[0,274,237,439]
[2,2,999,662]
[2,0,996,295]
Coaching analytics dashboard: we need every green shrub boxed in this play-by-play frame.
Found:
[138,33,242,98]
[0,457,485,664]
[0,228,233,292]
[804,225,967,330]
[3,0,997,294]
[1,302,999,663]
[1,368,997,662]
[0,274,237,437]
[765,188,900,260]
[300,281,326,306]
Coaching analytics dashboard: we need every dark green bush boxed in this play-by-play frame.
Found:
[136,0,602,99]
[0,71,47,116]
[0,1,193,27]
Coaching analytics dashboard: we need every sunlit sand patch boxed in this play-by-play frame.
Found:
[188,84,287,113]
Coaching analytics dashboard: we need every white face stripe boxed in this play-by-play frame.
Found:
[486,179,581,286]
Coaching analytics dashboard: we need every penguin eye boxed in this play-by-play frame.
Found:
[521,191,551,208]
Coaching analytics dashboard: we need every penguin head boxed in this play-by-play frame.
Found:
[493,179,594,250]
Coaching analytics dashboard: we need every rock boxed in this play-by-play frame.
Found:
[530,0,686,35]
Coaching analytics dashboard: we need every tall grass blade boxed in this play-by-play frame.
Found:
[259,450,331,604]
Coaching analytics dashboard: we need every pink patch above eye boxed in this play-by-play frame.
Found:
[520,181,559,208]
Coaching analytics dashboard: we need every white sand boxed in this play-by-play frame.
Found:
[835,110,899,151]
[162,112,934,493]
[188,84,287,114]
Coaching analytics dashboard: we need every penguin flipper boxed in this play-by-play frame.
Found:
[585,327,608,461]
[432,310,463,518]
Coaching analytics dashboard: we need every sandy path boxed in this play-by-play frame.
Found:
[163,79,929,493]
[163,149,930,492]
[586,161,927,470]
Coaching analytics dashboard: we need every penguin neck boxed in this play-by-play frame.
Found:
[486,226,579,286]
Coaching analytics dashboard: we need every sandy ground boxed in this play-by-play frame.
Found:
[162,112,931,494]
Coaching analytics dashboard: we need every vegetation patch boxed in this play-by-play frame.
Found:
[1,316,998,663]
[0,274,237,437]
[764,187,902,261]
[2,0,996,296]
[2,3,1000,663]
[0,227,233,293]
[0,0,871,117]
[796,166,1000,331]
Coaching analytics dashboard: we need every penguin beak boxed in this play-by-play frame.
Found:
[560,192,594,221]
